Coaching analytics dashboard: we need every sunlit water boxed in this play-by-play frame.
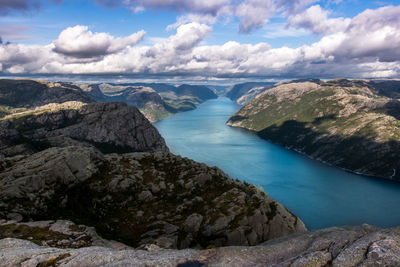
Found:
[155,97,400,229]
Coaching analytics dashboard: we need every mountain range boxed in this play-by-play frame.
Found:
[227,79,400,180]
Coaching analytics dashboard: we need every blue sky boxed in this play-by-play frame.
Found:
[0,0,399,81]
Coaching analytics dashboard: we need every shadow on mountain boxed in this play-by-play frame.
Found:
[384,100,400,120]
[257,117,400,180]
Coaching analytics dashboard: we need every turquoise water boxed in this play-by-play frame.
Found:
[155,97,400,229]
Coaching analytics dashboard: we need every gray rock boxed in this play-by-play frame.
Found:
[0,146,305,249]
[0,101,168,156]
[184,213,203,233]
[2,225,400,266]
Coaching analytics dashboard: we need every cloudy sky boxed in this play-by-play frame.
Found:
[0,0,399,81]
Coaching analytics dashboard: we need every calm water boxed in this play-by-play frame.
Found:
[155,97,400,229]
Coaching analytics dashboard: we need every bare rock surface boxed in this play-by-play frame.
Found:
[1,225,400,266]
[0,146,305,249]
[0,101,168,156]
[0,79,92,108]
[0,219,129,250]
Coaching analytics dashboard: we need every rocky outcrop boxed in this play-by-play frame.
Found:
[227,79,400,180]
[0,101,168,156]
[105,86,173,122]
[95,82,218,122]
[0,220,129,250]
[226,82,275,104]
[0,145,305,249]
[0,79,92,108]
[1,224,400,266]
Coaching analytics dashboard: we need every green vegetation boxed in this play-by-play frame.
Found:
[0,224,69,247]
[36,253,71,267]
[228,79,400,180]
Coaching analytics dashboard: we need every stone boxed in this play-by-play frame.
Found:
[0,101,168,157]
[0,146,305,249]
[1,225,400,266]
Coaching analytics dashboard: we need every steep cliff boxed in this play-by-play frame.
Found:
[97,83,218,122]
[0,79,93,118]
[0,101,168,156]
[226,82,275,104]
[0,146,305,249]
[227,79,400,180]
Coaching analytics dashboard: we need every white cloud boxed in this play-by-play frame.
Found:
[236,0,275,33]
[1,5,400,79]
[96,0,318,33]
[52,25,145,58]
[288,5,351,35]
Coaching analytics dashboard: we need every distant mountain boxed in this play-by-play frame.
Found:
[208,85,230,96]
[0,79,93,118]
[226,82,275,105]
[89,83,218,122]
[0,79,92,108]
[227,79,400,180]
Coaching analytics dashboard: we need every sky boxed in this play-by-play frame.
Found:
[0,0,399,82]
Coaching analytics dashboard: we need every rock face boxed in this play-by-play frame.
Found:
[96,82,218,122]
[0,220,130,250]
[226,82,275,104]
[0,79,92,108]
[227,79,400,180]
[104,86,172,122]
[1,224,400,266]
[0,145,305,249]
[0,101,168,156]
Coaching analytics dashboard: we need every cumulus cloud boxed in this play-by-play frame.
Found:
[1,5,400,78]
[52,25,145,58]
[96,0,317,33]
[288,5,351,35]
[236,0,275,33]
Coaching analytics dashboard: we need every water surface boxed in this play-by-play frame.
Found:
[155,97,400,229]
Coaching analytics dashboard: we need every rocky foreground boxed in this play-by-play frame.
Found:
[1,223,400,266]
[0,145,305,249]
[228,79,400,180]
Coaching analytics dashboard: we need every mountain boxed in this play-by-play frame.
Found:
[1,77,400,265]
[227,79,400,180]
[0,78,305,250]
[0,145,305,249]
[101,86,172,122]
[0,101,168,156]
[208,85,230,95]
[0,79,92,117]
[92,83,218,122]
[226,82,275,104]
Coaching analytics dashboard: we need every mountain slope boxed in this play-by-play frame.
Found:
[0,146,305,249]
[0,79,93,118]
[0,78,305,249]
[95,83,218,122]
[0,101,168,156]
[226,82,275,104]
[227,79,400,180]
